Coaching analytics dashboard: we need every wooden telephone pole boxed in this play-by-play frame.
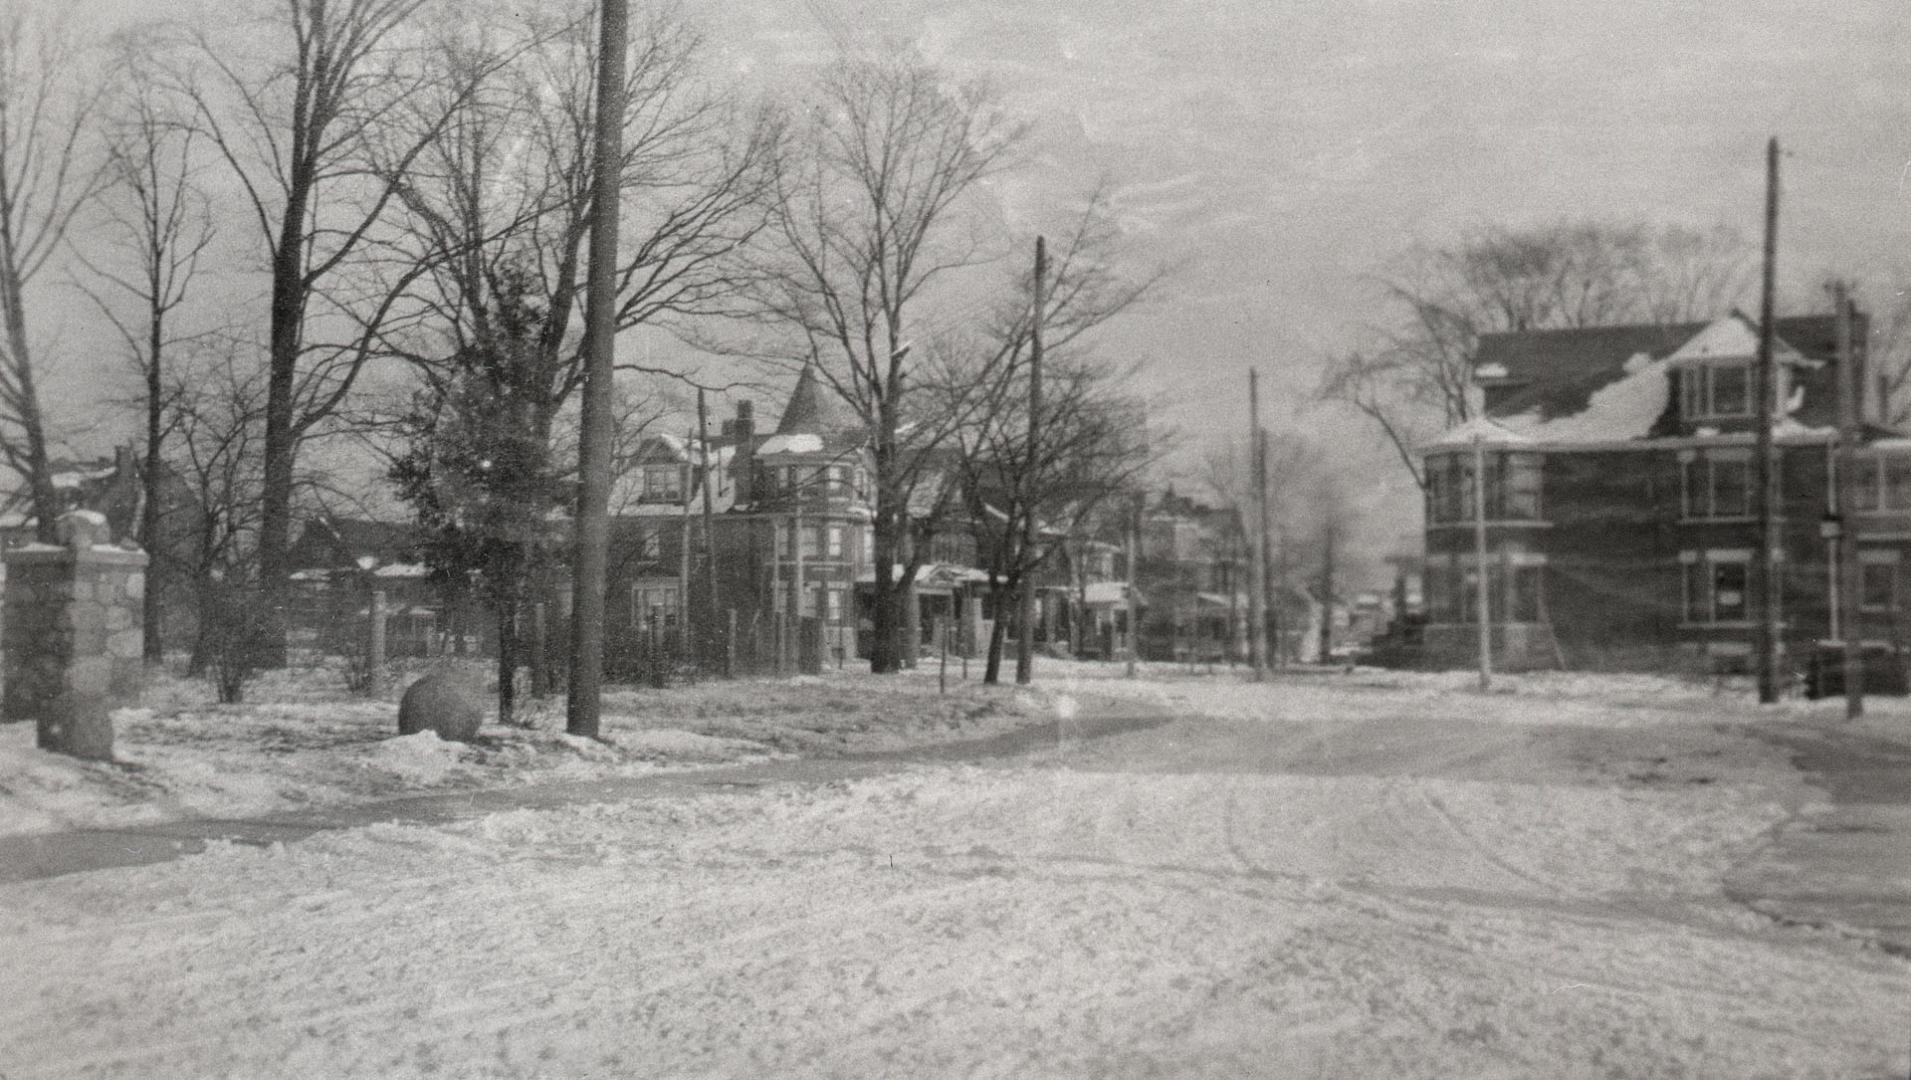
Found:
[1015,236,1046,685]
[1834,282,1864,718]
[1248,369,1269,678]
[566,0,628,737]
[1753,136,1781,704]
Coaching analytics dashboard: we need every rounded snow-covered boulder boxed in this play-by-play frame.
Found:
[397,670,486,743]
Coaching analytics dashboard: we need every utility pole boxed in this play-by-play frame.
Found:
[1753,136,1781,705]
[1247,369,1269,679]
[697,389,723,675]
[1262,430,1277,666]
[1472,431,1492,691]
[1015,236,1046,685]
[1125,491,1140,678]
[1835,282,1864,718]
[679,431,693,660]
[566,0,627,737]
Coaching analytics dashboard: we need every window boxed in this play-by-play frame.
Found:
[1426,561,1456,622]
[1502,454,1542,520]
[826,588,844,623]
[1681,450,1752,520]
[1861,552,1899,612]
[630,584,679,626]
[827,526,844,558]
[1426,451,1541,523]
[639,526,662,560]
[1507,563,1543,623]
[1681,550,1751,624]
[1887,458,1911,510]
[1854,458,1881,512]
[642,465,683,502]
[1681,361,1754,419]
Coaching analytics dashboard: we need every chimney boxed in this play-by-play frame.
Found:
[733,401,756,504]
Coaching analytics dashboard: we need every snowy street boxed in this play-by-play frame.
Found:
[3,669,1909,1078]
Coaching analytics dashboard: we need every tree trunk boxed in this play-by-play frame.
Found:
[869,501,902,673]
[0,247,59,544]
[1318,523,1337,663]
[984,596,1008,684]
[255,172,311,670]
[496,595,519,726]
[142,307,166,663]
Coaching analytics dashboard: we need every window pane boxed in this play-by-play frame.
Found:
[1710,363,1749,415]
[1681,458,1702,517]
[1711,458,1749,517]
[1427,565,1452,621]
[1510,565,1542,622]
[1713,562,1748,621]
[1886,459,1911,509]
[1863,563,1896,611]
[1683,562,1706,622]
[1854,459,1881,512]
[1505,455,1541,519]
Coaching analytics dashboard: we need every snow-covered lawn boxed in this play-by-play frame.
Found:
[2,660,1908,1077]
[0,661,1058,836]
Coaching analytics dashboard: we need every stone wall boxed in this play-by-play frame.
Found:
[2,512,147,760]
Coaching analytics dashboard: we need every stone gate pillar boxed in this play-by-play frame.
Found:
[2,511,148,760]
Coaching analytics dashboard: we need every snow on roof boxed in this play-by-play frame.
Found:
[1430,333,1835,452]
[1664,313,1808,366]
[1424,416,1534,449]
[1083,581,1128,605]
[373,562,429,579]
[1505,351,1672,444]
[756,433,825,455]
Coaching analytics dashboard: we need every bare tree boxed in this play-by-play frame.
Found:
[161,341,267,694]
[1321,220,1752,487]
[1202,424,1351,663]
[745,49,1027,673]
[942,202,1158,683]
[377,3,773,694]
[0,10,106,541]
[178,0,504,664]
[956,353,1153,683]
[1863,274,1911,427]
[77,41,216,662]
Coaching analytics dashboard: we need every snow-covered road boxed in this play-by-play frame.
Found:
[3,675,1908,1078]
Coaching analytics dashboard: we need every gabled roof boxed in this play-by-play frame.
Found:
[289,517,420,571]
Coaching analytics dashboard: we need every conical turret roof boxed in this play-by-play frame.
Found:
[775,361,855,436]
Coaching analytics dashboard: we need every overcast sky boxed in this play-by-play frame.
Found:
[40,0,1911,564]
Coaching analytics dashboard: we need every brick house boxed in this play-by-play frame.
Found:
[1417,310,1911,674]
[618,364,879,668]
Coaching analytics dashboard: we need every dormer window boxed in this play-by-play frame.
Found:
[641,464,684,503]
[1680,359,1752,420]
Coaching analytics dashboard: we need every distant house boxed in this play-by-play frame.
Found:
[1133,488,1250,661]
[0,447,143,547]
[286,516,440,656]
[619,364,882,668]
[1416,310,1907,673]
